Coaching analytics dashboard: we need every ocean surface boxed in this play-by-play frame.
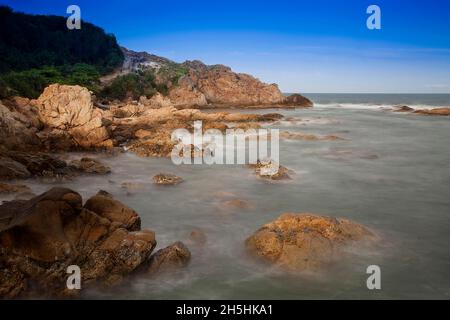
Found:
[302,93,450,110]
[2,94,449,299]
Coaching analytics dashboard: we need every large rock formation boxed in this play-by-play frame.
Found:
[120,49,313,108]
[170,61,312,108]
[36,84,113,149]
[0,98,42,151]
[0,188,156,298]
[245,213,375,271]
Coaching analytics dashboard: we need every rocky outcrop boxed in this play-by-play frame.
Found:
[0,183,32,195]
[168,78,208,108]
[413,107,450,116]
[245,213,375,272]
[283,94,314,107]
[110,106,282,158]
[152,173,184,185]
[0,188,157,298]
[145,241,191,275]
[280,131,344,141]
[0,156,31,180]
[0,98,42,151]
[0,151,112,181]
[139,93,173,109]
[69,158,111,175]
[84,191,141,231]
[36,84,113,149]
[172,62,305,108]
[394,105,414,112]
[249,160,292,180]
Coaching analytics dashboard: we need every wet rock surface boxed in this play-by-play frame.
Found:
[249,160,292,180]
[69,157,111,175]
[0,188,155,298]
[245,213,375,272]
[145,241,191,275]
[280,131,344,141]
[0,182,31,194]
[152,173,184,185]
[0,187,190,298]
[413,107,450,116]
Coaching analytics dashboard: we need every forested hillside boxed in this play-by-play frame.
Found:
[0,6,124,98]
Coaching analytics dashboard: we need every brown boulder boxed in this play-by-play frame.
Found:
[394,105,414,112]
[0,183,32,194]
[249,160,292,180]
[246,213,374,271]
[0,156,31,180]
[36,84,113,148]
[84,191,141,231]
[145,241,191,275]
[0,187,156,298]
[152,173,184,185]
[0,101,42,151]
[283,94,314,107]
[69,157,111,175]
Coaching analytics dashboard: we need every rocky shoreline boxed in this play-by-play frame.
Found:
[2,81,446,299]
[0,81,379,298]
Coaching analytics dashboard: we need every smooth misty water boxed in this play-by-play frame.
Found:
[3,103,450,299]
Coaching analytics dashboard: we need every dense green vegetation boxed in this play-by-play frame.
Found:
[99,72,157,101]
[0,64,100,99]
[0,6,123,98]
[99,65,188,100]
[0,6,192,101]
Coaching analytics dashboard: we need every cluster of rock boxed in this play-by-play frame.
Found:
[1,84,294,164]
[0,150,110,181]
[0,188,191,298]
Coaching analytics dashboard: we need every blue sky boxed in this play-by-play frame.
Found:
[2,0,450,93]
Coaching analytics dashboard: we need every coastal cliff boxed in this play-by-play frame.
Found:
[103,48,313,108]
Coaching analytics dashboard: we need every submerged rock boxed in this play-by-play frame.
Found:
[413,107,450,116]
[69,157,111,175]
[0,188,156,298]
[152,173,184,185]
[221,198,254,210]
[188,229,207,246]
[245,213,375,272]
[0,183,31,194]
[393,105,414,112]
[145,241,191,275]
[249,160,292,180]
[280,131,344,141]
